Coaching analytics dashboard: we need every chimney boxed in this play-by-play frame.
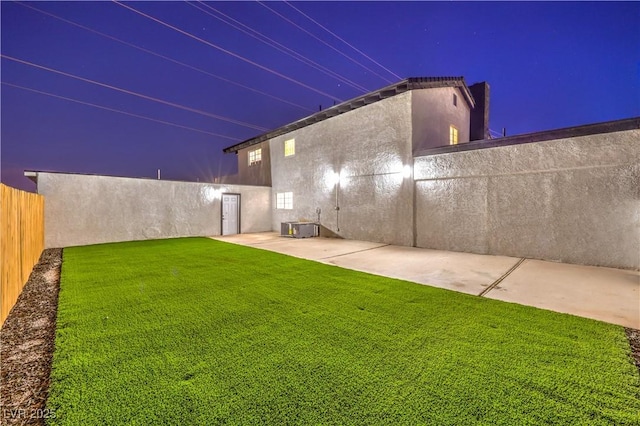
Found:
[469,82,490,141]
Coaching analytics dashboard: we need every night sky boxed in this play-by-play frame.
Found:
[2,1,639,192]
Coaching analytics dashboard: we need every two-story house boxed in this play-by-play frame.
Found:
[223,77,489,246]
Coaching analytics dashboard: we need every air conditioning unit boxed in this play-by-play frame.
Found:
[280,222,319,238]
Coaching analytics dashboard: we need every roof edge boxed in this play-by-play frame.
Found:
[223,76,474,154]
[22,170,236,186]
[414,116,640,157]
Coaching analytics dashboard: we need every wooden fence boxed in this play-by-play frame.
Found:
[1,183,45,326]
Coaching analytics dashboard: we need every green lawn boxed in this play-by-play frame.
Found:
[47,238,640,425]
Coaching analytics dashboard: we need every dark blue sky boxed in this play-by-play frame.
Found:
[2,1,639,191]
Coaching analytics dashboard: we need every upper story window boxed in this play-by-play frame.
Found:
[284,138,295,157]
[449,125,459,145]
[248,148,262,166]
[276,192,293,209]
[453,93,458,107]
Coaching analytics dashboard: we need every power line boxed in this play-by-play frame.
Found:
[191,1,368,93]
[189,1,370,93]
[257,1,394,85]
[1,54,269,131]
[113,1,343,103]
[16,1,313,113]
[2,81,241,141]
[284,1,401,81]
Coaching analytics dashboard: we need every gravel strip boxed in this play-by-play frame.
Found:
[627,327,640,373]
[1,249,62,425]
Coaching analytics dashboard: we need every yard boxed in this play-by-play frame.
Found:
[46,237,639,424]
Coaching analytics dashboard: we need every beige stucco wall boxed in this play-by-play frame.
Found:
[36,173,271,248]
[269,91,415,246]
[413,129,640,269]
[412,87,471,153]
[237,141,271,186]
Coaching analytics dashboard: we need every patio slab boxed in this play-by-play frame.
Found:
[210,233,640,328]
[486,259,640,329]
[322,245,521,296]
[212,232,387,261]
[213,232,282,246]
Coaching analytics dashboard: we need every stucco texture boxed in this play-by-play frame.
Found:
[37,173,271,248]
[269,91,414,246]
[414,129,640,269]
[412,87,471,153]
[237,140,271,186]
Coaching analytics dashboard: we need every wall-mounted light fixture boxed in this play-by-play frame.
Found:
[403,165,412,179]
[202,186,223,202]
[333,171,341,187]
[323,169,340,191]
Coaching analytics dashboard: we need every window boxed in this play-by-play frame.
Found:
[276,192,293,209]
[284,138,295,157]
[449,125,459,145]
[453,93,458,107]
[248,148,262,166]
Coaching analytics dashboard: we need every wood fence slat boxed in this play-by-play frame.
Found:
[0,183,45,326]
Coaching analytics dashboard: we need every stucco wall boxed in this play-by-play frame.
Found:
[269,91,414,246]
[36,173,271,248]
[237,141,271,186]
[412,87,471,153]
[413,129,640,269]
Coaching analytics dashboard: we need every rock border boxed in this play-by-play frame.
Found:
[1,249,62,426]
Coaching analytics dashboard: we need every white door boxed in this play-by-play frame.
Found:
[222,194,239,235]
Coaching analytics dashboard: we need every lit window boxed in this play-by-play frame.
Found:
[453,93,458,106]
[449,125,459,145]
[284,138,295,157]
[248,148,262,166]
[276,192,293,209]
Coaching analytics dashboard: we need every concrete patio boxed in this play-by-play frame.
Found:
[211,232,639,329]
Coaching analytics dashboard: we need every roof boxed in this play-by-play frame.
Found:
[414,116,640,157]
[223,77,475,153]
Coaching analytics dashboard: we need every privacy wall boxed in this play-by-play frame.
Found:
[413,129,640,269]
[34,172,271,248]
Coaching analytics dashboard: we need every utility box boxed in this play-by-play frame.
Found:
[280,222,319,238]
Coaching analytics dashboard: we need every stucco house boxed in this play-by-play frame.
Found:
[25,75,638,269]
[222,77,490,246]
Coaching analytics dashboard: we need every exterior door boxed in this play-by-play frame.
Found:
[222,194,239,235]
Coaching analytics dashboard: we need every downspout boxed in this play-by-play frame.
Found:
[335,179,340,232]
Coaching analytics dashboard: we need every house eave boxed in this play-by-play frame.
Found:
[223,76,475,154]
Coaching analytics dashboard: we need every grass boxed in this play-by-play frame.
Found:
[47,237,640,425]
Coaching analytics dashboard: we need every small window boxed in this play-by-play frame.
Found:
[284,138,295,157]
[449,125,459,145]
[453,93,457,106]
[248,148,262,166]
[276,192,293,209]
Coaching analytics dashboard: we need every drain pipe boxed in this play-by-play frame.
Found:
[335,174,340,232]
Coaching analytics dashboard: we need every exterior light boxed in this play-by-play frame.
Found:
[325,169,347,189]
[323,170,340,190]
[339,172,349,187]
[202,186,222,202]
[403,165,412,178]
[333,172,341,186]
